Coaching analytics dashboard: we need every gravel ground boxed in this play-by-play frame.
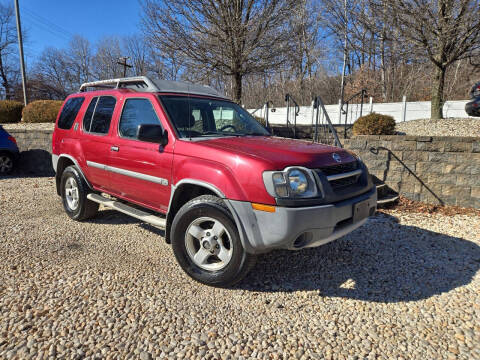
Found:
[396,118,480,137]
[0,123,54,131]
[1,177,479,360]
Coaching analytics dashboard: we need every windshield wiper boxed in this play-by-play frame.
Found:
[201,131,241,137]
[244,132,270,136]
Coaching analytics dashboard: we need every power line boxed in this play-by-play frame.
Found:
[22,13,71,42]
[22,7,74,38]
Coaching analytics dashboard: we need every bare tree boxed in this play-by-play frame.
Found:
[93,37,123,79]
[123,35,150,76]
[0,3,18,99]
[287,0,324,96]
[389,0,480,119]
[67,35,94,87]
[141,0,297,103]
[31,47,72,98]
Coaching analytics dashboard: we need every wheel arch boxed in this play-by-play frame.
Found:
[0,149,15,156]
[55,154,92,195]
[165,180,223,244]
[165,179,253,254]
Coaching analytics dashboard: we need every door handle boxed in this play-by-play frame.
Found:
[111,146,119,152]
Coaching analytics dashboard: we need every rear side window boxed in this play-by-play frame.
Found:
[119,98,161,139]
[58,97,84,130]
[83,97,98,132]
[83,96,116,135]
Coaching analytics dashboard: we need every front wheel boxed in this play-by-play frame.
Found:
[171,195,256,287]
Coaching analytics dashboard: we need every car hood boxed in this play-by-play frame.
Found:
[193,136,356,169]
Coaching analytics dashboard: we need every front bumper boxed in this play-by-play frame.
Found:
[227,186,377,254]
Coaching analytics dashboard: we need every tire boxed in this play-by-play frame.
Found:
[171,195,256,287]
[60,165,99,221]
[0,151,14,175]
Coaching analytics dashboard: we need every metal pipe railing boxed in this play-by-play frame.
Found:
[313,96,342,148]
[285,94,300,138]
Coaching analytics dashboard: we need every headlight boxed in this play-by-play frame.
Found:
[287,169,308,195]
[263,167,321,199]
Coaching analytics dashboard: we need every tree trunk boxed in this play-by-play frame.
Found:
[232,72,243,104]
[0,55,11,100]
[431,65,446,119]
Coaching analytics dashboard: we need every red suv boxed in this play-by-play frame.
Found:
[52,77,377,286]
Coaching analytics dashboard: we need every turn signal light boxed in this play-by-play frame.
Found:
[251,203,276,213]
[7,135,16,144]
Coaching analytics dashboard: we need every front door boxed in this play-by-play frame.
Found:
[107,96,173,213]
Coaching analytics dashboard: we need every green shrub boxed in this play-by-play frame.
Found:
[353,113,396,135]
[22,100,63,123]
[0,100,24,123]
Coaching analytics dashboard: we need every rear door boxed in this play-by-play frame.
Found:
[107,94,173,213]
[81,95,118,191]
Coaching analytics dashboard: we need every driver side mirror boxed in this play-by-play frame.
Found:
[137,124,168,147]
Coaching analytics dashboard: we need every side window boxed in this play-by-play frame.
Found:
[58,97,85,130]
[83,96,116,135]
[83,97,98,132]
[119,98,161,139]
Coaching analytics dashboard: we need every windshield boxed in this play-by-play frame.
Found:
[159,95,270,138]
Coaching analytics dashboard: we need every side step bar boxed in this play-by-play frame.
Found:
[87,193,166,228]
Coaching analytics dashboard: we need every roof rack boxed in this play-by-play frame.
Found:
[79,76,228,99]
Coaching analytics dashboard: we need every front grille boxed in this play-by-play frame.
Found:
[316,160,361,192]
[329,176,359,191]
[317,161,358,176]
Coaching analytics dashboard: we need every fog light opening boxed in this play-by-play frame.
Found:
[293,232,313,249]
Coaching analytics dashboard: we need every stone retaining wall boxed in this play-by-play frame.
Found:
[5,129,480,208]
[343,136,480,208]
[8,129,54,176]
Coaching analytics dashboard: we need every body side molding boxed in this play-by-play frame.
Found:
[86,160,169,186]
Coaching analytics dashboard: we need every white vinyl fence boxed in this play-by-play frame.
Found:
[249,99,473,126]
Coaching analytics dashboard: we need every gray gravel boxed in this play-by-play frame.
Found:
[1,176,479,359]
[1,123,54,131]
[396,118,480,137]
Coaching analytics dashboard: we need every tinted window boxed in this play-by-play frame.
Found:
[58,97,84,130]
[84,96,116,134]
[83,97,98,132]
[119,98,161,139]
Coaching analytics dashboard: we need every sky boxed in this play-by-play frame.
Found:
[19,0,142,63]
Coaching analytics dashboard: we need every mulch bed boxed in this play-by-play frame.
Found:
[379,196,480,216]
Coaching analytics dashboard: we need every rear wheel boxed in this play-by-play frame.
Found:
[171,195,256,287]
[0,152,14,175]
[60,165,99,221]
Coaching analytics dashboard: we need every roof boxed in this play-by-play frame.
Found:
[79,76,228,99]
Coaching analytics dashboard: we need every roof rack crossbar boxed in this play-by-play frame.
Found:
[79,76,159,92]
[78,76,227,99]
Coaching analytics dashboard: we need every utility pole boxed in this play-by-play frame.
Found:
[117,57,132,78]
[337,0,348,125]
[14,0,27,106]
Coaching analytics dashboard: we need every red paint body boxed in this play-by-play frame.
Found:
[53,89,355,212]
